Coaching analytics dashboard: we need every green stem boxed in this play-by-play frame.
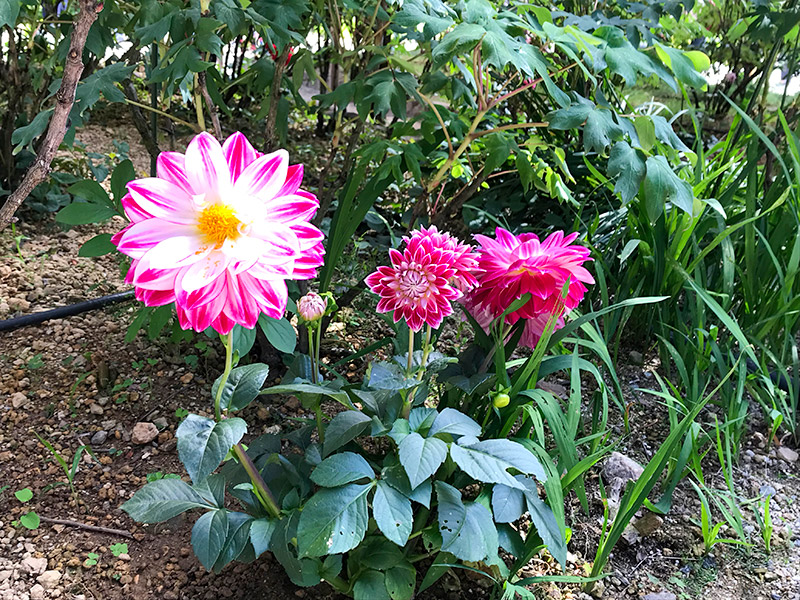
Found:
[214,330,234,422]
[417,325,433,379]
[315,325,322,381]
[232,443,281,518]
[407,327,415,375]
[307,325,318,384]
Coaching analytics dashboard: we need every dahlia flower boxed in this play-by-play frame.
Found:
[365,234,462,331]
[112,132,324,334]
[404,225,480,296]
[467,228,593,348]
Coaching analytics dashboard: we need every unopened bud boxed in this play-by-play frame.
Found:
[297,292,327,324]
[492,392,510,409]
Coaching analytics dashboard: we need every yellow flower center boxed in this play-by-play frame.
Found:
[198,204,241,248]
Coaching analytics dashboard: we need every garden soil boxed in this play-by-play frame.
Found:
[1,122,799,600]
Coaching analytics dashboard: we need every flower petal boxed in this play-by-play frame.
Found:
[127,178,196,224]
[233,150,289,201]
[143,235,210,269]
[115,219,195,260]
[157,152,192,193]
[184,132,231,197]
[178,251,231,294]
[223,132,260,181]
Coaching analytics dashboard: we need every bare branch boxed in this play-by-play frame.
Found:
[0,0,102,231]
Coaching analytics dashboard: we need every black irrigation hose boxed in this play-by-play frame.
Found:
[0,290,135,333]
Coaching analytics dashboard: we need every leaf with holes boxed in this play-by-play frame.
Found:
[296,483,372,557]
[373,480,413,546]
[435,482,498,562]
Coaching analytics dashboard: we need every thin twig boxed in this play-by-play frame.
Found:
[39,516,134,539]
[198,68,223,139]
[123,98,201,132]
[418,91,453,158]
[0,0,102,231]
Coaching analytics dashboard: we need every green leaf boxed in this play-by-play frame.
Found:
[449,438,546,488]
[14,488,33,503]
[121,478,210,523]
[483,133,513,174]
[644,155,694,222]
[257,314,296,354]
[546,103,591,130]
[323,411,372,456]
[191,509,229,570]
[213,364,269,412]
[655,43,707,89]
[607,141,645,203]
[385,562,416,600]
[261,383,355,410]
[0,0,20,29]
[435,482,498,562]
[11,109,52,155]
[212,512,253,572]
[429,408,481,439]
[75,63,136,110]
[176,415,247,483]
[250,517,277,558]
[20,511,39,530]
[79,234,115,258]
[367,361,418,391]
[393,0,454,35]
[56,202,117,225]
[491,484,525,523]
[583,108,623,154]
[354,570,391,600]
[373,480,413,546]
[296,483,372,557]
[312,452,375,487]
[431,23,485,70]
[634,116,656,152]
[68,180,113,207]
[398,432,448,488]
[418,551,457,593]
[524,483,567,568]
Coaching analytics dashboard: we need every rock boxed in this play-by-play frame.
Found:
[777,447,798,463]
[537,380,568,398]
[180,373,193,384]
[9,297,31,312]
[153,417,169,430]
[621,524,640,545]
[0,570,12,583]
[131,422,159,445]
[629,350,644,365]
[30,584,45,600]
[90,431,108,446]
[36,570,61,589]
[764,571,779,581]
[21,557,48,575]
[10,392,28,409]
[89,403,104,416]
[760,484,777,497]
[643,593,676,600]
[633,512,664,536]
[603,452,644,503]
[587,580,605,598]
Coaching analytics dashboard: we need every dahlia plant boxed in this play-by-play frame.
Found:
[119,133,595,599]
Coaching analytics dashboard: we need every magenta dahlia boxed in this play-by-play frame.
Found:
[404,225,480,296]
[365,235,463,331]
[112,132,324,334]
[467,227,593,347]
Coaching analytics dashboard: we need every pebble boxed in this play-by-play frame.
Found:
[90,431,108,445]
[131,422,159,445]
[36,570,61,589]
[777,447,799,463]
[10,393,27,409]
[20,557,47,575]
[89,403,104,416]
[29,584,45,600]
[644,593,676,600]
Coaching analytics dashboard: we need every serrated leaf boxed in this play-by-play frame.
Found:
[176,415,247,483]
[373,480,413,546]
[449,438,546,488]
[644,155,694,222]
[297,483,372,557]
[323,411,372,456]
[398,432,448,488]
[607,141,645,203]
[213,364,269,412]
[311,452,375,487]
[212,511,253,572]
[192,509,229,570]
[121,478,209,523]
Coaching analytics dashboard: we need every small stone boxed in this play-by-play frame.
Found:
[90,431,108,445]
[30,584,45,600]
[629,350,644,365]
[0,570,12,583]
[777,447,798,463]
[180,373,193,384]
[153,417,169,430]
[21,556,48,575]
[764,571,779,581]
[633,512,663,536]
[89,403,104,416]
[11,392,28,408]
[131,422,159,445]
[9,297,31,312]
[603,452,645,503]
[36,570,61,589]
[587,580,605,598]
[643,593,676,600]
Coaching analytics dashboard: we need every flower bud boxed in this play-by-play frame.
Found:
[297,292,327,324]
[492,392,510,409]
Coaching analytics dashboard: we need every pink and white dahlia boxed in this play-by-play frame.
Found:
[365,234,462,331]
[467,228,593,348]
[112,132,324,335]
[404,225,480,296]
